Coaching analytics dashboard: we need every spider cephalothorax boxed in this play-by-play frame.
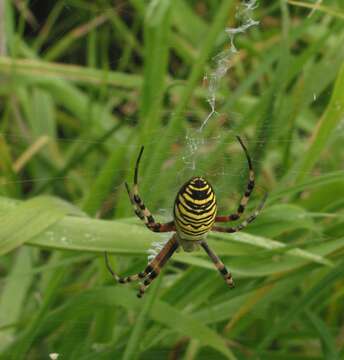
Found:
[105,136,267,298]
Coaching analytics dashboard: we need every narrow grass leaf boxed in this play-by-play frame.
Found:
[123,277,162,360]
[295,63,344,183]
[139,0,171,146]
[39,287,236,359]
[305,310,339,360]
[257,258,344,353]
[0,57,142,88]
[0,248,33,350]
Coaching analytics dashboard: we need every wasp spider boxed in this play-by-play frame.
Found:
[105,136,267,298]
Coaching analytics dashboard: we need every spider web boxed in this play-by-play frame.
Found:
[1,2,343,359]
[1,0,339,260]
[148,0,260,261]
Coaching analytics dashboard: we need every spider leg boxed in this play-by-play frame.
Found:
[125,181,145,221]
[105,252,147,283]
[126,146,175,233]
[200,240,234,288]
[137,235,179,298]
[125,182,175,232]
[212,193,268,233]
[216,136,255,223]
[105,235,179,298]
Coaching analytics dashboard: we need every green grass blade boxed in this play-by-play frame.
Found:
[38,286,236,359]
[295,62,344,183]
[139,0,171,146]
[82,140,127,216]
[122,277,162,360]
[257,258,344,353]
[305,310,339,360]
[0,248,33,350]
[0,57,142,88]
[9,265,67,360]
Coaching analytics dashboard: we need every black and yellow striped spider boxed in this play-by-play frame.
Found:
[105,136,267,298]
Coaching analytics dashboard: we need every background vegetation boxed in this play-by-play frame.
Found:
[1,0,344,359]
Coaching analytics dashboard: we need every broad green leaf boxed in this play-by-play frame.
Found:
[0,196,332,267]
[0,196,72,255]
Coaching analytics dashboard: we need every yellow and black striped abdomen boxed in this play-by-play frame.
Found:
[174,177,217,240]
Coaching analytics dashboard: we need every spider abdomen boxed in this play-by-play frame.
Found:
[174,177,217,240]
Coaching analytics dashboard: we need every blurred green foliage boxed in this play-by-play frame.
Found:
[0,0,344,359]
